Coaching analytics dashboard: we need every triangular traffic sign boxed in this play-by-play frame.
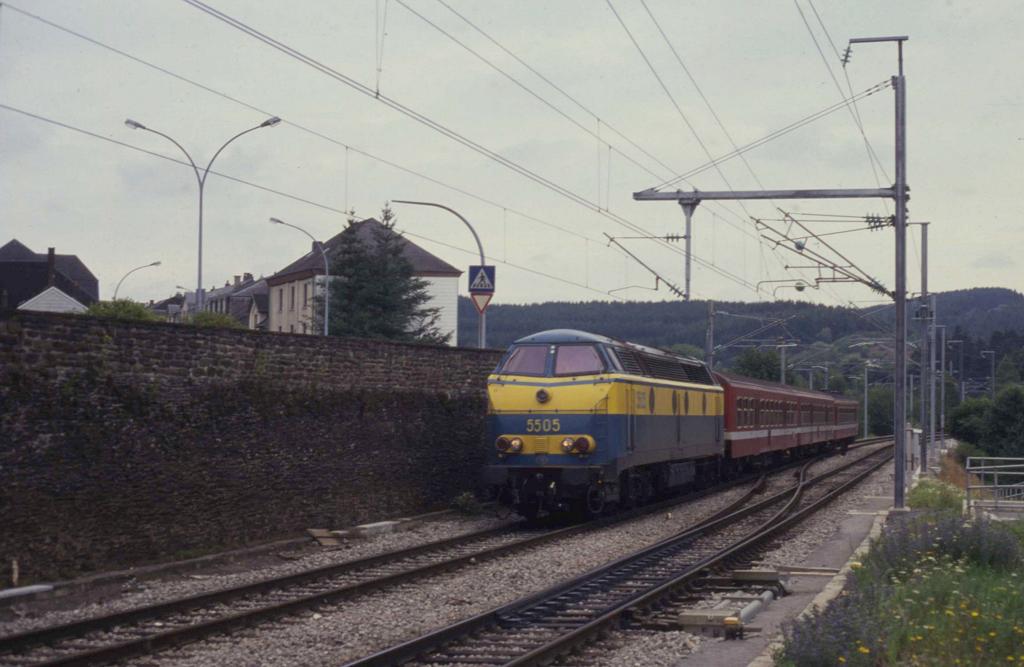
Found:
[471,292,493,314]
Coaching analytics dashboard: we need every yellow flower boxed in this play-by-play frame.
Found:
[990,632,998,637]
[971,611,980,617]
[858,646,871,655]
[838,658,846,664]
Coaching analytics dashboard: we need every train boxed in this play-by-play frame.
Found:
[483,329,858,518]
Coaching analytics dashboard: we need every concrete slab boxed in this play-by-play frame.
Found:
[677,486,892,666]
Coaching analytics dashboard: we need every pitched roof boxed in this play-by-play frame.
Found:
[0,239,99,302]
[16,286,88,313]
[268,218,462,285]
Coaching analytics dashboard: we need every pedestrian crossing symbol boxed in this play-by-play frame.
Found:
[469,266,495,292]
[468,265,495,293]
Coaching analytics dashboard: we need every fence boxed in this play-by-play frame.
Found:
[965,457,1024,518]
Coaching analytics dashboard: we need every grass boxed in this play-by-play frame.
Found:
[907,478,964,512]
[777,514,1024,666]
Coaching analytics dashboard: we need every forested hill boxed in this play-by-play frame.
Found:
[458,287,1024,350]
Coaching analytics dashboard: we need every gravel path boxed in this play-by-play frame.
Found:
[0,515,510,635]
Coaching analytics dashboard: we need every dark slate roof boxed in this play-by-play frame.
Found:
[0,239,99,302]
[269,218,462,285]
[252,293,269,315]
[0,262,96,308]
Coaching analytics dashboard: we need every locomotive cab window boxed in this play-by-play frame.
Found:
[554,345,605,376]
[500,345,549,375]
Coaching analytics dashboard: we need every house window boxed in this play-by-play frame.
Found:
[278,288,283,312]
[304,282,309,306]
[302,322,307,334]
[289,324,294,333]
[289,285,295,311]
[277,325,282,332]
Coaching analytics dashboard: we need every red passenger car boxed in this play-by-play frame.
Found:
[715,372,858,460]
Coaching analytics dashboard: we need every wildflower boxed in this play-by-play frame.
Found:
[971,611,980,618]
[990,632,997,637]
[858,647,871,655]
[838,658,846,664]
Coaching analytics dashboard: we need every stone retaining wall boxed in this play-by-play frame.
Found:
[0,311,504,585]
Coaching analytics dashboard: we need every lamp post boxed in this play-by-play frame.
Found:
[113,261,161,300]
[124,116,281,311]
[948,339,965,402]
[776,342,797,384]
[391,200,487,348]
[981,350,996,399]
[269,217,329,336]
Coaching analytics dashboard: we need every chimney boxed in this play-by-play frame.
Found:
[243,272,253,282]
[233,275,241,287]
[46,248,56,287]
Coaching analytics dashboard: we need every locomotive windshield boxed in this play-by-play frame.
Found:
[498,344,607,376]
[553,345,604,376]
[501,345,548,375]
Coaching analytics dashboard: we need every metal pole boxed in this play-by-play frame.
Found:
[959,342,965,402]
[939,325,946,451]
[863,364,869,437]
[391,200,487,348]
[705,301,715,368]
[927,295,936,471]
[679,202,698,301]
[780,345,786,385]
[991,353,996,399]
[893,40,908,507]
[919,223,929,455]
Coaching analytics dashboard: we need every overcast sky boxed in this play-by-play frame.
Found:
[1,1,1021,309]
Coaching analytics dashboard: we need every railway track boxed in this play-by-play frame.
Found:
[0,437,889,666]
[347,444,891,666]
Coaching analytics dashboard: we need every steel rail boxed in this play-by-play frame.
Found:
[0,437,888,666]
[347,443,891,666]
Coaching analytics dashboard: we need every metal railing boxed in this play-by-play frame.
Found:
[965,457,1024,517]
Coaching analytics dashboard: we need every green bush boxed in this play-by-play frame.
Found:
[190,312,244,329]
[907,478,963,512]
[85,299,159,322]
[450,491,483,515]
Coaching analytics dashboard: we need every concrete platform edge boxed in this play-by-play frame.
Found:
[747,508,890,667]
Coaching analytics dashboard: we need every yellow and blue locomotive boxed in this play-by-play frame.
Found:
[483,329,724,517]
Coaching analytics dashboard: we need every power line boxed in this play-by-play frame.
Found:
[794,0,891,186]
[0,2,594,245]
[397,0,669,187]
[648,80,891,191]
[178,0,761,294]
[0,101,625,301]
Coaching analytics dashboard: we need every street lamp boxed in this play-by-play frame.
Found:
[113,261,161,300]
[391,200,487,348]
[269,217,329,336]
[981,350,996,399]
[124,115,281,311]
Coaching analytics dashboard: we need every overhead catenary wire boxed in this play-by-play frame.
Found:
[177,0,762,294]
[0,2,591,243]
[0,102,622,301]
[795,0,891,189]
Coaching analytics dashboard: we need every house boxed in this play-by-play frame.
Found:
[152,274,268,329]
[266,218,462,342]
[0,239,99,310]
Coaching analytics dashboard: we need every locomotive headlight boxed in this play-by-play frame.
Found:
[509,437,523,453]
[495,437,511,453]
[560,437,575,452]
[572,437,593,455]
[496,436,523,454]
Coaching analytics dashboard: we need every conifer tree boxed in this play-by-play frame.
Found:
[324,206,450,344]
